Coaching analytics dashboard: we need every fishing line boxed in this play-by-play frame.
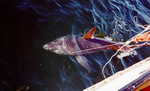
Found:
[70,42,124,55]
[102,24,150,78]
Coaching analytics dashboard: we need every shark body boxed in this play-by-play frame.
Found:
[43,27,150,72]
[43,27,128,56]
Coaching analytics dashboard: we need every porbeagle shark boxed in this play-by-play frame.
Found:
[43,27,150,72]
[43,27,130,55]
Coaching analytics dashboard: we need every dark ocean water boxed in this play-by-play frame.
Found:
[1,0,150,91]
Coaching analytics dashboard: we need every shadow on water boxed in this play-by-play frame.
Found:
[1,0,150,91]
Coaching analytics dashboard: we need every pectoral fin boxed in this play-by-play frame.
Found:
[83,27,96,39]
[75,55,93,73]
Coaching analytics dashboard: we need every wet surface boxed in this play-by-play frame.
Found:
[1,0,150,91]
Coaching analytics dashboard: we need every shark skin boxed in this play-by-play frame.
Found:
[43,35,127,56]
[43,27,129,56]
[43,27,144,72]
[42,34,126,72]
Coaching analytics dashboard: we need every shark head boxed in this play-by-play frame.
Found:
[43,36,68,55]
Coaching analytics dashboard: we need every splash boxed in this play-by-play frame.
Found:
[102,25,150,78]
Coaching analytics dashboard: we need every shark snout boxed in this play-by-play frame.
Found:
[43,44,49,50]
[43,44,57,51]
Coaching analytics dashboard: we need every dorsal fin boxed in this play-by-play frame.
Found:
[83,27,96,39]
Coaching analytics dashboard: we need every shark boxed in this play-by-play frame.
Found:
[43,27,150,72]
[42,27,132,72]
[43,27,130,55]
